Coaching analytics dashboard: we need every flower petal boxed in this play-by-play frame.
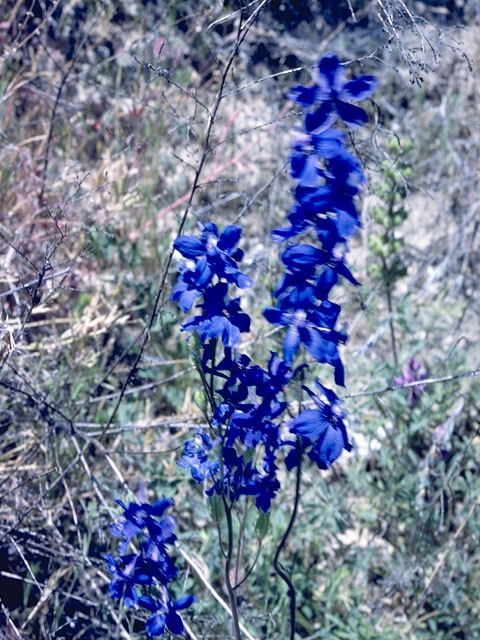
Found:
[166,610,185,636]
[218,225,242,251]
[305,101,337,133]
[146,612,166,637]
[283,325,301,365]
[316,425,345,465]
[315,54,345,91]
[335,99,368,128]
[173,236,205,259]
[282,243,323,271]
[313,129,345,158]
[341,76,378,101]
[174,594,197,610]
[289,408,328,442]
[234,272,253,288]
[288,85,320,107]
[263,307,287,325]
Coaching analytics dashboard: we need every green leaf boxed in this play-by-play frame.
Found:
[255,511,269,539]
[209,494,225,522]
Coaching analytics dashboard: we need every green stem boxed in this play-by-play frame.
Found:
[273,442,303,640]
[235,500,249,585]
[206,336,240,638]
[384,193,399,369]
[223,495,242,640]
[382,254,399,368]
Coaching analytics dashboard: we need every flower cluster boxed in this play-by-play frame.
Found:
[172,218,302,510]
[206,350,305,511]
[170,55,376,509]
[265,54,377,383]
[105,493,195,637]
[264,55,376,467]
[171,222,252,346]
[106,53,378,636]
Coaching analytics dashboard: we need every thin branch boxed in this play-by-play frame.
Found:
[343,368,480,400]
[273,443,303,640]
[0,268,72,299]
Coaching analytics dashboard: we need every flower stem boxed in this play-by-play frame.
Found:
[223,496,242,640]
[273,441,303,640]
[382,254,399,368]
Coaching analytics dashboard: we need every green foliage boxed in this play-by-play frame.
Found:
[368,137,412,286]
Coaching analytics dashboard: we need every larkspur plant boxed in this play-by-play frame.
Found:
[105,489,196,637]
[106,54,377,639]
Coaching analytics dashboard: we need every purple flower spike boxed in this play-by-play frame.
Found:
[394,357,427,406]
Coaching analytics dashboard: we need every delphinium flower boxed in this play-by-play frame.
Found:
[265,54,376,392]
[177,429,220,483]
[141,591,197,637]
[181,281,251,347]
[171,222,252,312]
[172,222,252,349]
[287,380,352,470]
[172,223,304,512]
[289,53,378,131]
[105,493,195,637]
[264,243,348,382]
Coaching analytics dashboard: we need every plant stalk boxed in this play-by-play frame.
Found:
[273,442,303,640]
[223,496,242,640]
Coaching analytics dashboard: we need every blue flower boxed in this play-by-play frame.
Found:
[140,542,180,585]
[173,223,252,294]
[273,244,359,312]
[182,282,250,347]
[208,447,280,512]
[177,430,220,483]
[104,553,142,607]
[248,351,304,399]
[141,590,197,637]
[170,260,209,312]
[289,54,378,132]
[214,349,252,404]
[238,455,281,512]
[263,305,346,384]
[206,446,245,503]
[106,495,193,637]
[224,404,283,451]
[288,381,351,469]
[111,497,176,552]
[274,148,364,246]
[291,155,364,241]
[290,129,346,186]
[105,547,179,599]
